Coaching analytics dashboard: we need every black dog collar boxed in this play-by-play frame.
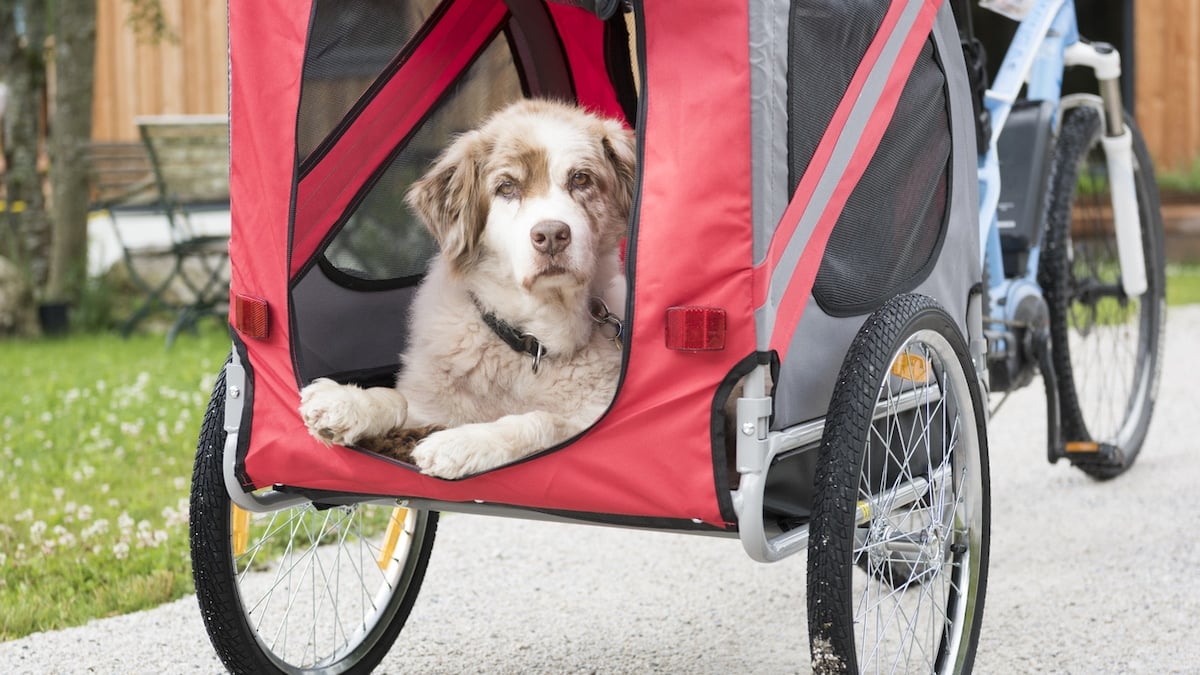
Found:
[471,294,548,373]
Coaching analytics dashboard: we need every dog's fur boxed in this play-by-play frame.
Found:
[299,99,635,479]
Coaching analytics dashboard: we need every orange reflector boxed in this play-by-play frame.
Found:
[231,505,250,557]
[665,306,726,351]
[891,353,928,382]
[1065,441,1100,453]
[233,294,269,339]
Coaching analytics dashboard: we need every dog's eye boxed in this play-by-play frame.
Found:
[570,172,591,189]
[496,180,516,197]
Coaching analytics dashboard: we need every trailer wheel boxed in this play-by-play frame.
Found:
[190,360,438,674]
[807,295,989,674]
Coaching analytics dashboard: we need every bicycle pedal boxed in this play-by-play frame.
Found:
[1062,441,1125,468]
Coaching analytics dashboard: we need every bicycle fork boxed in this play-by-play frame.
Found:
[1063,40,1147,298]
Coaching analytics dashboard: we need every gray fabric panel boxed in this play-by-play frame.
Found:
[755,0,929,351]
[292,266,415,381]
[909,3,981,331]
[773,3,981,427]
[749,0,790,266]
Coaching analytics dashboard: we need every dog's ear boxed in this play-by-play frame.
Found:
[406,131,488,273]
[601,121,637,218]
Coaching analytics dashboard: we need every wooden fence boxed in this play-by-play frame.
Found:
[91,2,1199,171]
[1135,0,1200,173]
[92,0,227,142]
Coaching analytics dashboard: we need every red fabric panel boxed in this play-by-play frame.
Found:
[227,0,309,407]
[754,0,943,358]
[546,5,626,122]
[236,1,753,527]
[290,0,508,279]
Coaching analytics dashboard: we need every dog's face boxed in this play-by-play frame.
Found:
[407,99,636,296]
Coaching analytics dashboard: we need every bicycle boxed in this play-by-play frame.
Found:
[189,1,1165,672]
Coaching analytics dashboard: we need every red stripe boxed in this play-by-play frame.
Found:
[289,0,507,278]
[764,0,942,357]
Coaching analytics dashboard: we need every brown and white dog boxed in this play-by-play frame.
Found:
[299,99,635,479]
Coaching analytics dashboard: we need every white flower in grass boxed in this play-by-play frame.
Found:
[0,552,6,566]
[39,411,52,423]
[29,521,46,544]
[52,487,65,501]
[112,542,129,559]
[173,477,186,491]
[78,505,93,521]
[117,512,135,535]
[14,508,32,522]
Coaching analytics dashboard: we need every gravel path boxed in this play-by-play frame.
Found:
[3,305,1199,674]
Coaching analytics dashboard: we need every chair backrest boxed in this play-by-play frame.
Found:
[86,141,155,208]
[135,114,230,208]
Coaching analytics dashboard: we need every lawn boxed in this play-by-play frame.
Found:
[1167,263,1200,306]
[0,325,229,640]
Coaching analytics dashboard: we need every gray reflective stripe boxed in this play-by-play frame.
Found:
[749,0,790,265]
[754,0,931,351]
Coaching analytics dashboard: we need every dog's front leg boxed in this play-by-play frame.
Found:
[411,410,580,479]
[299,378,409,447]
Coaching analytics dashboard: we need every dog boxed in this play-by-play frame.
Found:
[299,99,636,479]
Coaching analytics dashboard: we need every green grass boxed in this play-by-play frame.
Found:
[0,325,229,640]
[1168,264,1200,306]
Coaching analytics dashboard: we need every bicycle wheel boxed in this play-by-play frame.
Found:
[1040,107,1167,479]
[807,295,989,675]
[190,361,438,674]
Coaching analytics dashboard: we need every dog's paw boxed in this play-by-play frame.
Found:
[298,378,373,447]
[411,427,509,479]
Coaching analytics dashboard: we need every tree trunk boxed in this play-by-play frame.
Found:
[0,0,48,290]
[46,1,96,302]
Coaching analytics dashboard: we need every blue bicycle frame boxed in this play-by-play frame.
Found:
[975,0,1145,364]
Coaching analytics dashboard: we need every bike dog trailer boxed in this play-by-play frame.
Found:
[191,1,989,672]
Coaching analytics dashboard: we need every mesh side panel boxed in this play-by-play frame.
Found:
[321,36,524,282]
[812,38,951,315]
[297,0,440,163]
[788,0,890,190]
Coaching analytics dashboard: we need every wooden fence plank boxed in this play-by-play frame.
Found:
[1136,0,1200,173]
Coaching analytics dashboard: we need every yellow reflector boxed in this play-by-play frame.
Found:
[891,353,928,382]
[1065,441,1100,453]
[856,500,872,524]
[231,505,250,557]
[378,507,409,570]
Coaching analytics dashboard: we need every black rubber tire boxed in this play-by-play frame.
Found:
[807,295,989,675]
[1040,107,1167,480]
[190,359,439,674]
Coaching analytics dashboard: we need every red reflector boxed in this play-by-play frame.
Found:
[233,294,269,339]
[665,306,726,351]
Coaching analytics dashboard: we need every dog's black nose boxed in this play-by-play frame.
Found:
[531,220,571,256]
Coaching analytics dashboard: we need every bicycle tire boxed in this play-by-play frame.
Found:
[1040,107,1167,479]
[807,294,989,674]
[190,359,439,674]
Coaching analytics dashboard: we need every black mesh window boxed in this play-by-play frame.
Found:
[788,0,890,189]
[320,35,524,283]
[812,37,951,315]
[297,0,442,163]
